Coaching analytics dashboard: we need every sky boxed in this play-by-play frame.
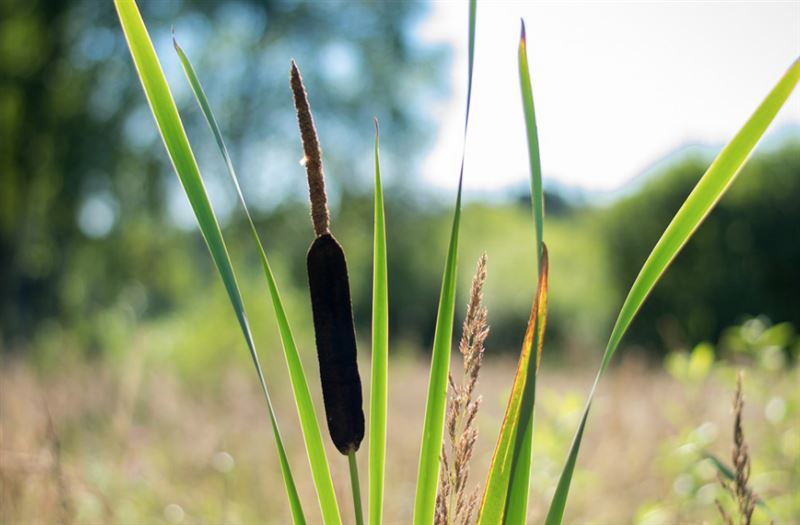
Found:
[415,2,800,196]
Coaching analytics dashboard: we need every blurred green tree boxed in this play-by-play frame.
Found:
[601,140,800,355]
[0,0,446,351]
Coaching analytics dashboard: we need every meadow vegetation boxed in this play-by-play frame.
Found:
[1,0,798,523]
[3,324,798,524]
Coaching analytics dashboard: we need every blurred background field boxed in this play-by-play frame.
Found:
[4,339,800,524]
[1,0,799,524]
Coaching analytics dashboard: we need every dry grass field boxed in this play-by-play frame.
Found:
[2,353,797,525]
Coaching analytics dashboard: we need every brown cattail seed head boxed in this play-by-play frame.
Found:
[307,233,364,454]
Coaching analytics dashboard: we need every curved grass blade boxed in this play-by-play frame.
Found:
[544,57,800,525]
[412,1,476,523]
[368,120,388,525]
[113,1,306,522]
[476,246,548,525]
[172,38,341,524]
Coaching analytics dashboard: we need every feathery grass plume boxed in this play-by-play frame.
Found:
[435,254,489,525]
[716,372,759,525]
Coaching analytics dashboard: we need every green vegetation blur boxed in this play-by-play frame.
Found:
[2,0,798,367]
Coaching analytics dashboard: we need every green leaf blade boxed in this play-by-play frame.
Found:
[476,21,547,524]
[113,1,307,522]
[412,192,462,525]
[477,248,548,525]
[412,2,476,523]
[500,22,546,524]
[544,57,800,525]
[368,120,389,525]
[519,20,544,273]
[601,58,800,375]
[171,37,341,524]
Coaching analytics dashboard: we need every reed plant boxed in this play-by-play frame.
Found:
[113,0,800,523]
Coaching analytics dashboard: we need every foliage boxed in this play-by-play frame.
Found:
[602,141,800,355]
[649,319,800,524]
[3,331,798,524]
[4,0,798,364]
[0,0,443,348]
[4,1,799,524]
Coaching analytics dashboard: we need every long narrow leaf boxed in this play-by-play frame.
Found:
[500,21,546,524]
[368,120,389,525]
[412,1,477,523]
[475,20,546,525]
[476,247,548,525]
[172,39,341,524]
[544,58,800,525]
[519,20,544,274]
[113,1,306,522]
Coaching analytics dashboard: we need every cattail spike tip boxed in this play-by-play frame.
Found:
[291,60,330,236]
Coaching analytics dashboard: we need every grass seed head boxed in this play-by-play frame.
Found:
[716,371,758,525]
[436,254,489,525]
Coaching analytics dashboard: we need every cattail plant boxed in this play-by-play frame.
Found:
[291,60,365,524]
[114,0,800,522]
[435,255,489,525]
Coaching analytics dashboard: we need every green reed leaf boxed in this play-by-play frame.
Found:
[412,1,476,523]
[477,247,548,525]
[501,21,546,524]
[171,37,341,524]
[519,21,544,274]
[476,20,547,524]
[544,57,800,525]
[368,120,389,525]
[113,1,307,522]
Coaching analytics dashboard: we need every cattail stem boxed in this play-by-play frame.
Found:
[348,450,364,525]
[290,60,330,236]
